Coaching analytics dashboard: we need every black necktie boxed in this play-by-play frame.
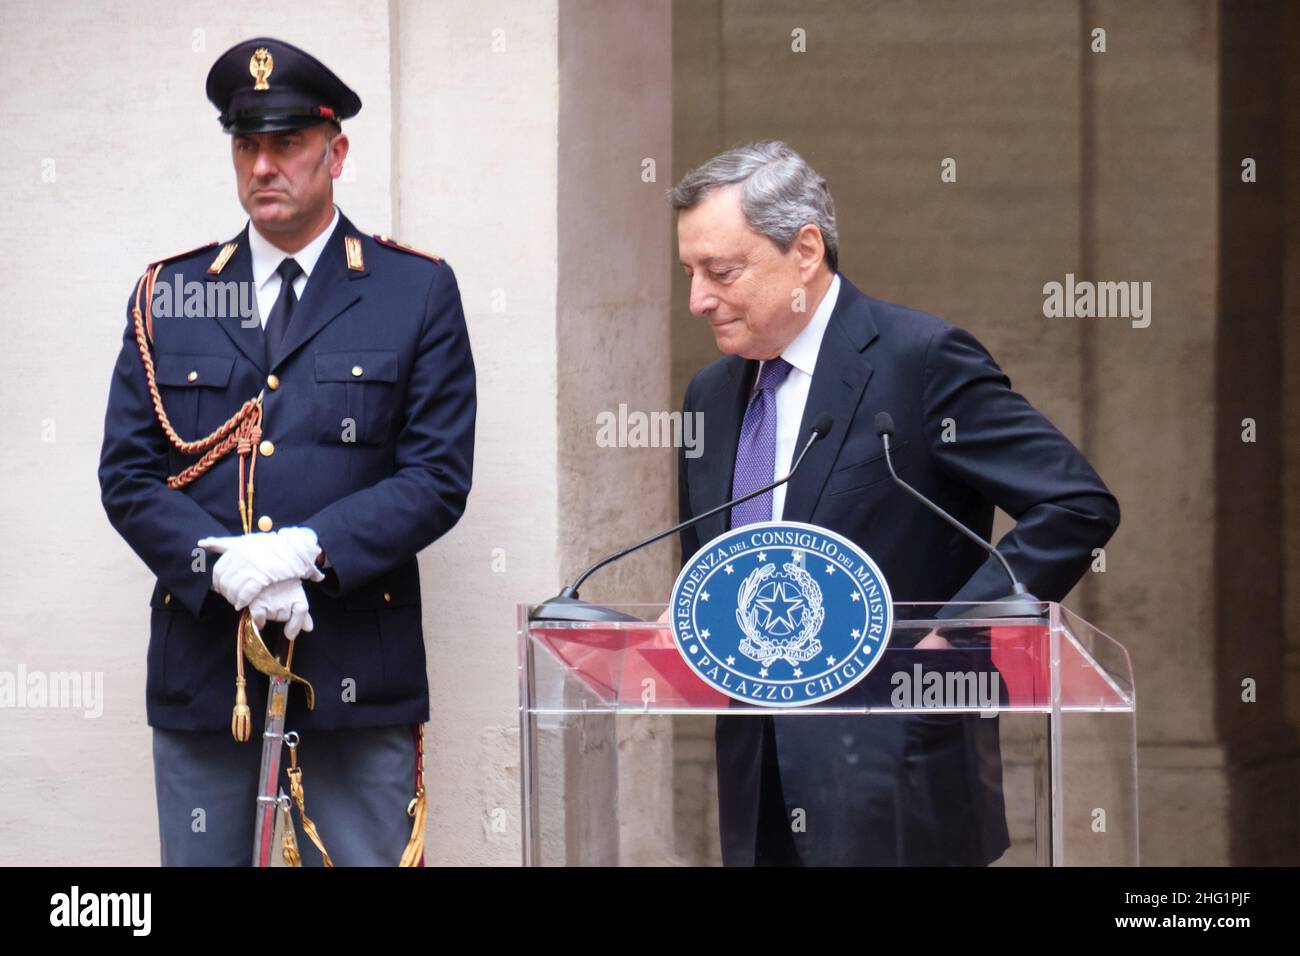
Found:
[265,257,303,367]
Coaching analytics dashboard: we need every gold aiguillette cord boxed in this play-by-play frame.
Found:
[129,263,315,742]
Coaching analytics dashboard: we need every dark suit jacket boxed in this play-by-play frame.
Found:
[677,274,1119,865]
[98,213,476,732]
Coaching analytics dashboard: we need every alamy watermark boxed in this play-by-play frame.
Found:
[1043,273,1151,329]
[596,403,704,459]
[50,886,150,935]
[151,276,257,325]
[0,665,103,718]
[890,662,1000,717]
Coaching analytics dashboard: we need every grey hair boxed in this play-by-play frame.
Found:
[669,140,838,273]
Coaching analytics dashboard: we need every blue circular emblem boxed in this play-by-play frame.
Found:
[670,521,893,707]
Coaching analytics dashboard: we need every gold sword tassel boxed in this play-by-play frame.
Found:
[285,733,333,866]
[398,723,427,866]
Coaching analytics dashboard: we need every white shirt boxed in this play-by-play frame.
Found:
[247,206,341,327]
[752,273,841,520]
[246,207,340,571]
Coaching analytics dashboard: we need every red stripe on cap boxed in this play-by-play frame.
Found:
[319,106,336,119]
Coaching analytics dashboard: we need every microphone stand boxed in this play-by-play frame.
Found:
[876,415,1044,620]
[530,421,831,623]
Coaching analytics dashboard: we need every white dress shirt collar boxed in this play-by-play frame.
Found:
[754,272,842,386]
[248,205,340,292]
[780,272,841,377]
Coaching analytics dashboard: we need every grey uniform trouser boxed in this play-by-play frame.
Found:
[151,724,420,867]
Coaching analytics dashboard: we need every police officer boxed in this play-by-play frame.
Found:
[98,37,476,866]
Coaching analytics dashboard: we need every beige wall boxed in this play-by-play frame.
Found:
[393,0,564,866]
[0,0,394,865]
[0,0,673,866]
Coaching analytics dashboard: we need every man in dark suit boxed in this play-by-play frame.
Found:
[98,37,475,865]
[672,141,1119,866]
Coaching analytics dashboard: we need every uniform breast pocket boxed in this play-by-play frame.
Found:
[313,350,401,446]
[825,440,910,496]
[153,353,236,441]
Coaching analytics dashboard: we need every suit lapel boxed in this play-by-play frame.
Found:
[692,357,755,543]
[206,228,267,373]
[781,276,879,523]
[271,214,368,370]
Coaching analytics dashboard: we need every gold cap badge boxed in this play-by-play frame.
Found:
[249,48,274,91]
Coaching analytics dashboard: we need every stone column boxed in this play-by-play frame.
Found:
[556,0,677,866]
[397,0,675,864]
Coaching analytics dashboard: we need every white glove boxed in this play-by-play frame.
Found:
[197,527,325,611]
[248,577,315,639]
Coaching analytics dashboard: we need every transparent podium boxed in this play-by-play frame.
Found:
[518,602,1136,866]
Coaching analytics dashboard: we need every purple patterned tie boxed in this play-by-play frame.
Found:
[730,357,793,529]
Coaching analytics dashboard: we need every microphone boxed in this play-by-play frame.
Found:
[530,414,835,622]
[874,412,1042,619]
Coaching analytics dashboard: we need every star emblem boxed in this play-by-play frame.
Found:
[793,667,803,678]
[700,629,711,639]
[825,563,836,574]
[755,582,805,631]
[724,563,735,575]
[826,655,837,665]
[759,668,768,678]
[851,628,860,639]
[725,655,735,665]
[700,590,710,602]
[850,592,860,602]
[756,552,767,562]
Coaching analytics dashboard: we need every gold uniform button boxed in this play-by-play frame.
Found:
[257,515,273,532]
[186,370,198,382]
[267,374,280,390]
[164,593,172,605]
[259,440,275,457]
[383,592,392,603]
[351,365,364,377]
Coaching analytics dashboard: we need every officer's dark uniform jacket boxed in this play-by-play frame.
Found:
[98,213,476,732]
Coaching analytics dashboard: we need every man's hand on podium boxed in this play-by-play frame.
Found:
[915,629,952,650]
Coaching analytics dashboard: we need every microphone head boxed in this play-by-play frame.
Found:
[810,413,834,439]
[874,412,895,438]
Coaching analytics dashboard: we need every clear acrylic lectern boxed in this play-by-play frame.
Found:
[518,602,1136,866]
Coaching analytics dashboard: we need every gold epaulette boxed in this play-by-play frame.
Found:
[373,234,443,264]
[138,242,223,346]
[147,241,221,272]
